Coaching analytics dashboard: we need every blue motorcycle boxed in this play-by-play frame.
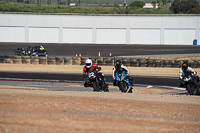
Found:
[115,70,133,93]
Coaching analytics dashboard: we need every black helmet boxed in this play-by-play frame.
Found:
[115,60,122,68]
[182,62,188,71]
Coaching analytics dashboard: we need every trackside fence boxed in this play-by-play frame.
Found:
[0,55,199,68]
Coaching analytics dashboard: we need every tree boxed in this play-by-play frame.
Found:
[157,0,162,8]
[162,0,168,8]
[151,1,156,8]
[67,0,71,5]
[181,0,200,14]
[128,1,145,8]
[170,0,200,14]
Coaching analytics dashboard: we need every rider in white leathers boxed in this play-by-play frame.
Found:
[179,62,199,87]
[112,60,133,88]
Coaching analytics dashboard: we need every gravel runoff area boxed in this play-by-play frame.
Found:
[0,61,200,133]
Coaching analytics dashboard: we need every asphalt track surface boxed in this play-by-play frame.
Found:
[0,71,179,87]
[0,42,200,57]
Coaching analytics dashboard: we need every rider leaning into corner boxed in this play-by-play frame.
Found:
[83,59,101,87]
[112,60,134,90]
[179,62,200,88]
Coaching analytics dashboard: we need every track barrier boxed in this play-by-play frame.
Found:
[64,57,72,65]
[0,55,199,68]
[13,55,21,64]
[47,57,55,65]
[30,56,39,65]
[22,56,30,64]
[72,57,80,65]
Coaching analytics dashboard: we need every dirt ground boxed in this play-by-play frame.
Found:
[0,55,200,133]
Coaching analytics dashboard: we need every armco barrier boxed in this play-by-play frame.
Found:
[0,55,200,68]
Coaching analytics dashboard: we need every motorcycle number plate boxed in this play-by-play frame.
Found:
[89,72,94,78]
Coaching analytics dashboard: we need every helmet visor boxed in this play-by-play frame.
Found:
[115,63,121,67]
[86,63,91,67]
[183,66,188,71]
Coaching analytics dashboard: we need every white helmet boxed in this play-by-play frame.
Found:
[85,59,92,68]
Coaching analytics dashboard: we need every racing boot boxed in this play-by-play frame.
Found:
[84,82,89,87]
[126,86,133,93]
[84,80,92,87]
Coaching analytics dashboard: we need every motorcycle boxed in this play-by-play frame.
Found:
[87,70,109,92]
[182,72,200,95]
[115,70,133,93]
[14,48,27,56]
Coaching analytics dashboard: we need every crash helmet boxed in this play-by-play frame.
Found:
[182,62,188,72]
[85,59,92,68]
[115,60,122,69]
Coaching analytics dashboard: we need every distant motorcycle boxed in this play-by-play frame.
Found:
[115,70,132,93]
[182,72,200,95]
[87,70,109,92]
[14,48,27,56]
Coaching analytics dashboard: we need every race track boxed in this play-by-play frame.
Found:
[0,42,200,57]
[0,71,179,87]
[0,43,193,93]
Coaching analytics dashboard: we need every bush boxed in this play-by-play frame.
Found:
[128,1,145,9]
[170,0,200,14]
[0,1,173,14]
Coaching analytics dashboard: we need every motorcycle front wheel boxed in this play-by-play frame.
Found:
[93,79,100,92]
[187,84,197,95]
[119,82,126,93]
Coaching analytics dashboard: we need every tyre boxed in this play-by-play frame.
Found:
[101,82,109,92]
[93,80,100,92]
[119,82,126,93]
[187,84,196,95]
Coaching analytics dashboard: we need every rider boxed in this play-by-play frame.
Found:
[83,59,101,88]
[112,60,133,89]
[179,62,199,87]
[40,45,44,50]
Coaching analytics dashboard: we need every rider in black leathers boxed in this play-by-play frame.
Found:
[112,60,133,88]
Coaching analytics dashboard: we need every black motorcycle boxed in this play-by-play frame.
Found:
[182,72,200,95]
[86,70,109,92]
